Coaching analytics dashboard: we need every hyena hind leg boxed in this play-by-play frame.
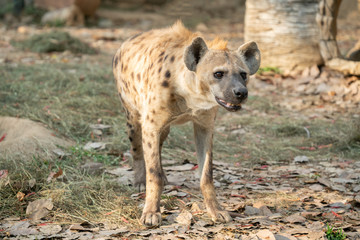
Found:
[125,110,146,192]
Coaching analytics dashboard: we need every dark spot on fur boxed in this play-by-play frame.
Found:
[164,55,168,60]
[133,148,137,152]
[158,57,163,63]
[158,67,162,73]
[129,137,133,142]
[149,63,153,69]
[162,80,169,87]
[151,152,156,157]
[149,49,154,55]
[148,142,152,148]
[151,119,154,123]
[152,110,156,114]
[124,65,128,72]
[170,56,175,62]
[137,73,140,81]
[150,168,155,173]
[159,51,165,57]
[126,122,132,128]
[130,129,135,135]
[165,70,171,78]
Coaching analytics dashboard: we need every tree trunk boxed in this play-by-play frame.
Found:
[316,0,342,61]
[244,0,323,72]
[317,0,360,75]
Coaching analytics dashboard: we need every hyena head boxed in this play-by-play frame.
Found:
[184,37,260,112]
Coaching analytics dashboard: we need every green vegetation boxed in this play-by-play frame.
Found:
[326,224,346,240]
[257,66,282,75]
[12,31,96,54]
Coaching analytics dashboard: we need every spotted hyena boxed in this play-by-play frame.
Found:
[113,21,260,227]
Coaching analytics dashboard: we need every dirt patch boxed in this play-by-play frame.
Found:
[0,117,73,159]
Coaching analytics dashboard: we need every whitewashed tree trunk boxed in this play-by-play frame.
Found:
[244,0,323,71]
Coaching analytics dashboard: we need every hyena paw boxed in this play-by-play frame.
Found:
[140,212,162,227]
[210,210,232,223]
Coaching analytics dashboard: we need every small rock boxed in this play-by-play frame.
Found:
[294,155,309,164]
[259,206,273,216]
[244,206,260,216]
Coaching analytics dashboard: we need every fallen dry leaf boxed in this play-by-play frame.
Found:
[285,213,306,223]
[26,199,53,221]
[175,210,193,226]
[38,224,62,235]
[256,229,276,240]
[16,192,25,201]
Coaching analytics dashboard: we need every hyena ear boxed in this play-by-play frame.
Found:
[237,41,261,75]
[184,37,208,72]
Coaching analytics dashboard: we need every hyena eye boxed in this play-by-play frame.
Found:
[214,71,224,79]
[240,72,247,80]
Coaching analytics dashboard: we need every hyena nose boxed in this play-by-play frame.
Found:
[233,87,248,100]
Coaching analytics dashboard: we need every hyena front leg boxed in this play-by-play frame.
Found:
[193,112,232,223]
[140,125,164,227]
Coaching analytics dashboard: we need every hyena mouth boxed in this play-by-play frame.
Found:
[215,97,242,112]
